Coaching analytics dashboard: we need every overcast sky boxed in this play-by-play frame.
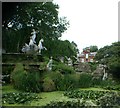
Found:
[53,0,119,52]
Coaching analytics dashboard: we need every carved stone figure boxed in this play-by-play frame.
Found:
[93,64,108,80]
[68,57,72,66]
[21,30,47,54]
[30,29,37,44]
[47,57,53,71]
[102,65,108,80]
[38,38,47,54]
[21,43,30,53]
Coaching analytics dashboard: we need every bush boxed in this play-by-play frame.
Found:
[57,74,79,91]
[78,73,93,88]
[2,92,40,104]
[42,71,63,90]
[43,71,79,91]
[109,60,120,82]
[42,77,56,92]
[92,78,117,87]
[54,63,74,74]
[91,78,101,87]
[88,62,98,71]
[63,90,116,100]
[103,85,120,91]
[11,63,42,92]
[97,92,120,106]
[43,100,86,108]
[63,90,120,107]
[99,79,116,87]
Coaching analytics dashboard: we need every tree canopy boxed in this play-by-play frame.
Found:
[95,42,120,82]
[2,2,78,58]
[83,45,98,52]
[90,45,98,52]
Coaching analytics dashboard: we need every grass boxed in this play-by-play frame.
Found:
[30,91,76,106]
[2,84,21,93]
[2,85,119,106]
[2,85,76,106]
[80,87,106,91]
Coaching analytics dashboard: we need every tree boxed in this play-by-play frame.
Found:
[95,42,120,82]
[83,45,98,52]
[2,2,69,52]
[44,39,78,58]
[90,45,98,52]
[71,41,79,54]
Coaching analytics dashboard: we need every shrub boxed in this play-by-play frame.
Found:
[43,71,63,80]
[88,62,98,71]
[78,73,93,88]
[43,100,86,108]
[92,77,102,87]
[103,85,120,91]
[109,60,120,82]
[43,71,79,91]
[63,90,115,100]
[2,92,40,104]
[42,77,56,92]
[99,79,116,87]
[97,92,120,106]
[11,63,42,92]
[42,71,63,90]
[44,71,79,91]
[56,74,79,91]
[54,63,74,74]
[92,78,117,87]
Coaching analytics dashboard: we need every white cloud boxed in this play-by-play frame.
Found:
[54,0,119,51]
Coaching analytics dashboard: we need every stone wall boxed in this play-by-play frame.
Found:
[2,53,44,85]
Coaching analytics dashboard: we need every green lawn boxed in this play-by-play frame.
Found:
[80,87,107,91]
[2,85,119,106]
[2,85,77,106]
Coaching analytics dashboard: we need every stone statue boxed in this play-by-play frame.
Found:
[30,29,37,44]
[38,38,47,54]
[47,57,53,71]
[21,43,30,53]
[29,38,34,46]
[21,29,47,54]
[102,65,108,80]
[68,57,72,66]
[93,64,108,80]
[59,57,64,63]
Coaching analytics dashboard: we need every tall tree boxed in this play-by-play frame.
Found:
[90,45,98,52]
[44,39,77,58]
[2,2,69,52]
[95,42,120,82]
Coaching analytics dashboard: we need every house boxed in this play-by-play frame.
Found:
[79,47,97,63]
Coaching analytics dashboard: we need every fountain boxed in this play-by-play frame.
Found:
[21,29,47,54]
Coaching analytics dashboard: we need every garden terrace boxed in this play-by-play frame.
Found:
[2,53,44,63]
